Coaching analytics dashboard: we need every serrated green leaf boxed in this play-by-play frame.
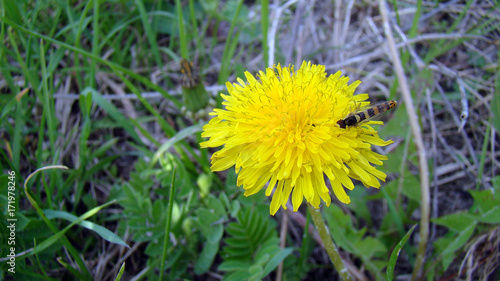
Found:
[323,204,357,252]
[469,189,500,214]
[354,237,387,259]
[223,247,251,258]
[225,237,251,248]
[431,211,475,232]
[324,204,385,280]
[225,225,247,236]
[221,207,278,274]
[328,203,352,229]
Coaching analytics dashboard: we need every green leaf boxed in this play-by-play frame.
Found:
[194,240,219,274]
[220,207,279,278]
[3,0,23,25]
[354,237,387,259]
[346,187,373,226]
[44,209,129,248]
[248,264,264,281]
[473,205,500,224]
[434,222,476,270]
[206,194,228,218]
[88,89,143,144]
[151,123,204,165]
[199,0,218,13]
[382,187,405,237]
[89,138,119,159]
[225,168,238,190]
[261,247,294,277]
[195,207,224,243]
[0,89,28,120]
[218,260,251,272]
[379,102,409,138]
[386,224,416,281]
[324,205,385,280]
[47,47,66,75]
[469,189,500,214]
[198,173,212,199]
[152,200,165,223]
[254,253,270,266]
[223,270,251,281]
[114,263,126,281]
[323,204,362,252]
[493,175,500,188]
[254,238,281,265]
[20,201,116,258]
[11,211,29,231]
[431,212,475,232]
[378,167,420,202]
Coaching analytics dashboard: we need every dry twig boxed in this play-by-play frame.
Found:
[378,1,430,279]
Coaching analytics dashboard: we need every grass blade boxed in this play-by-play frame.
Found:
[386,224,417,281]
[44,210,129,248]
[159,168,177,280]
[218,0,243,84]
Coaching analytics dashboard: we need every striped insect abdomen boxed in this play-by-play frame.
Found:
[337,100,397,128]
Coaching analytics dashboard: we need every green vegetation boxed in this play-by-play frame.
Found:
[0,0,498,280]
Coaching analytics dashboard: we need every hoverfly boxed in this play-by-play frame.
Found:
[180,59,199,88]
[337,100,397,129]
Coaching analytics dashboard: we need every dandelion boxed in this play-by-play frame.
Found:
[201,62,393,215]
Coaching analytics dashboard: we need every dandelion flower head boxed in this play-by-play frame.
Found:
[201,62,393,215]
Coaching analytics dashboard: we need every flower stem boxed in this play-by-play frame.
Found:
[307,203,353,281]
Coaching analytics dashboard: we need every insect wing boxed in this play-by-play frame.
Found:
[361,101,396,122]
